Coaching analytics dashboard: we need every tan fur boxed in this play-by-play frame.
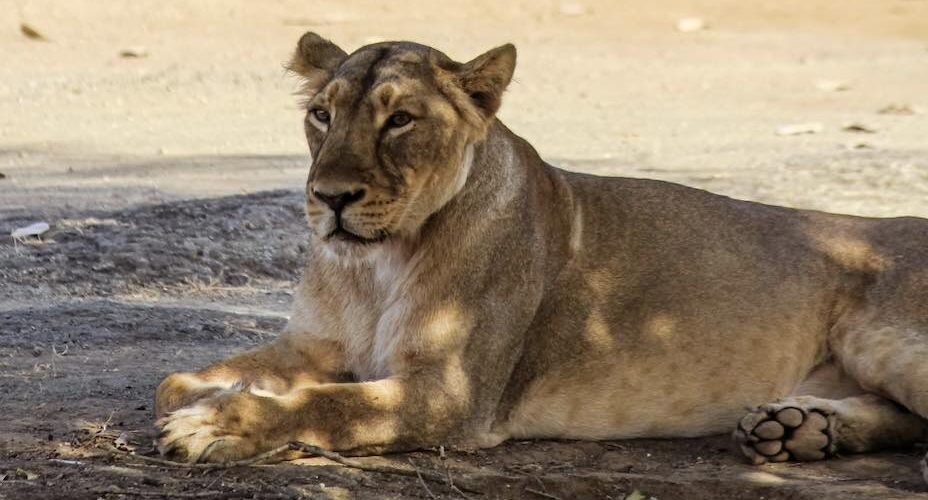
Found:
[156,34,928,475]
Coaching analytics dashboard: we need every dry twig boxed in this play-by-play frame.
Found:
[287,441,481,493]
[109,441,483,494]
[525,487,563,500]
[113,443,292,469]
[411,458,438,499]
[91,488,224,498]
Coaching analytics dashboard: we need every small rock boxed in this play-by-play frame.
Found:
[31,346,43,357]
[0,172,6,179]
[776,122,823,136]
[676,17,706,32]
[842,122,877,134]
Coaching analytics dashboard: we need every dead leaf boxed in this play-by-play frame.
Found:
[842,122,877,134]
[624,490,648,500]
[119,47,149,58]
[14,468,39,481]
[20,23,47,41]
[113,432,137,452]
[11,221,50,241]
[776,122,823,136]
[878,103,917,115]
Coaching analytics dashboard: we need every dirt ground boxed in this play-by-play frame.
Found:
[2,1,928,498]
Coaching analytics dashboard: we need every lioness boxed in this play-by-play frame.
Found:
[156,33,928,477]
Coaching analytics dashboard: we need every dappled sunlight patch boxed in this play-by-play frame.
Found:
[644,313,677,341]
[584,310,614,349]
[357,380,405,411]
[439,354,471,402]
[804,228,890,274]
[347,416,400,447]
[419,303,472,353]
[739,470,788,484]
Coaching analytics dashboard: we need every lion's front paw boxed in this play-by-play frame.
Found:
[156,393,267,463]
[733,397,837,464]
[155,371,243,418]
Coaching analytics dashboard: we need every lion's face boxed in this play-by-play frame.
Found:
[302,49,473,250]
[288,34,515,257]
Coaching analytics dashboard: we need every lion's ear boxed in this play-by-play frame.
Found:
[288,32,348,89]
[457,44,516,118]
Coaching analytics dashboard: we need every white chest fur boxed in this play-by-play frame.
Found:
[284,241,419,381]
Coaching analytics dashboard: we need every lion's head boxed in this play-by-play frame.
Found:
[287,33,516,257]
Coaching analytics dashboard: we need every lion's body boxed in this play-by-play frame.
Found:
[502,150,927,441]
[156,35,928,471]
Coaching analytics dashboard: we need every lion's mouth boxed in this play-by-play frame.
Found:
[326,227,388,245]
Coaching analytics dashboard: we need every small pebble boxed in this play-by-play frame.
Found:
[676,17,706,32]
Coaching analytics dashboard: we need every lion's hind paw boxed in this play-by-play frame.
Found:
[734,398,837,464]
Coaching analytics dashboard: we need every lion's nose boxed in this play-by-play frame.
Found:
[312,189,365,212]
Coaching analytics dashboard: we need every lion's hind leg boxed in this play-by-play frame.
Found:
[829,307,928,480]
[735,362,927,464]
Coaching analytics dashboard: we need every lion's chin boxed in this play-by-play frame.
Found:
[327,227,388,245]
[316,228,390,263]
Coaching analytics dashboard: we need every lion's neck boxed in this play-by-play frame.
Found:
[459,120,546,208]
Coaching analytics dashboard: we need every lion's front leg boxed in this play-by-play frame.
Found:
[157,373,469,463]
[155,336,344,418]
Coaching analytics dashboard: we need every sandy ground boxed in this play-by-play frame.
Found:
[2,1,928,498]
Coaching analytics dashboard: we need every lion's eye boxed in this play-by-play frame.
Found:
[311,109,330,124]
[386,112,412,128]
